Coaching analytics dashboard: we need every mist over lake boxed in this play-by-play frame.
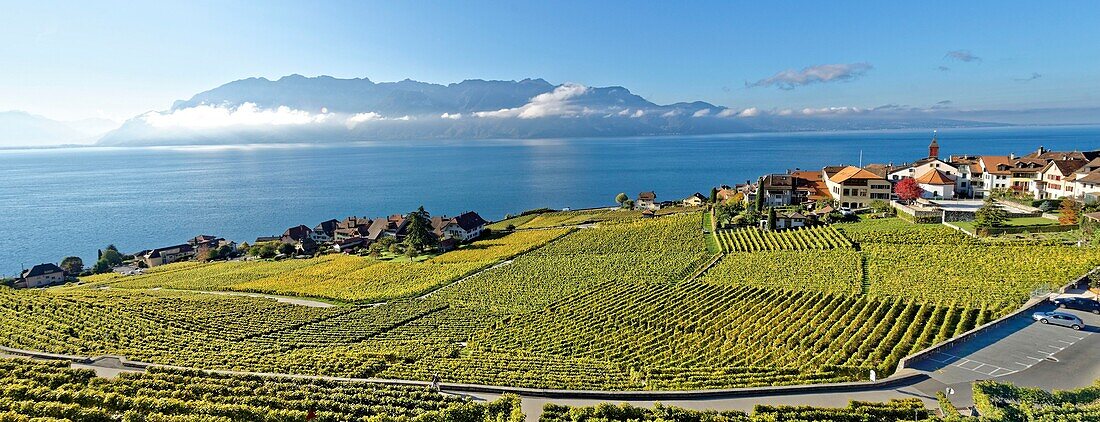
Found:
[2,125,1098,274]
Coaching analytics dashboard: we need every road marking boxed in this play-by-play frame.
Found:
[1014,362,1030,367]
[1056,339,1073,344]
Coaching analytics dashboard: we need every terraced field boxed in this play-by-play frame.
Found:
[716,225,854,252]
[1,213,1098,392]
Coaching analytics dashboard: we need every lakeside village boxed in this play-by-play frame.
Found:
[8,133,1100,290]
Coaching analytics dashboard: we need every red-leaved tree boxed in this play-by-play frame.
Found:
[894,178,924,203]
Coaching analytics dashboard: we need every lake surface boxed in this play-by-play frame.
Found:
[2,125,1099,274]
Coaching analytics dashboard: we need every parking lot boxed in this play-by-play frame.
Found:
[910,301,1099,385]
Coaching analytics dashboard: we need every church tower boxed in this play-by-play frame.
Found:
[928,130,940,158]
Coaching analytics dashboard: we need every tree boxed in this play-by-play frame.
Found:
[99,247,123,267]
[715,203,734,227]
[709,187,718,203]
[869,199,892,215]
[92,259,111,274]
[622,199,634,209]
[403,206,438,252]
[277,242,296,256]
[766,207,777,231]
[974,197,1007,229]
[894,178,924,203]
[754,179,765,211]
[1059,198,1080,225]
[615,193,629,207]
[59,257,83,275]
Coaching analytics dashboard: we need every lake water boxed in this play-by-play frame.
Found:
[2,125,1099,274]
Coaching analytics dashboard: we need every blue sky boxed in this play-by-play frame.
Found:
[2,0,1099,121]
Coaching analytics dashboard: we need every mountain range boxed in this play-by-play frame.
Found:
[92,75,1004,146]
[5,75,1017,147]
[0,111,117,147]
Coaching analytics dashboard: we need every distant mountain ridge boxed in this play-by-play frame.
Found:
[0,111,117,147]
[97,75,999,146]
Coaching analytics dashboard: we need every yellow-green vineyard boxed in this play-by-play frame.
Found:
[1,210,1098,391]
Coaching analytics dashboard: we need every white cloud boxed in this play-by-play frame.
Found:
[748,63,873,90]
[692,109,711,117]
[661,110,681,118]
[346,112,383,128]
[474,83,590,119]
[631,110,645,118]
[394,115,412,121]
[616,109,632,116]
[776,109,794,116]
[738,107,761,117]
[441,113,462,120]
[800,106,865,116]
[141,103,332,129]
[717,107,761,118]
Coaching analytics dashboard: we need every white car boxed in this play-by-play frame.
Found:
[1032,311,1084,330]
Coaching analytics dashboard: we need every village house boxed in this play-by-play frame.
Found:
[188,235,235,256]
[1071,158,1100,202]
[432,211,489,242]
[311,219,340,243]
[333,217,372,242]
[142,244,195,267]
[790,170,831,205]
[977,156,1013,197]
[634,191,658,210]
[715,186,739,203]
[1035,159,1089,199]
[333,236,367,253]
[759,211,808,231]
[822,165,892,209]
[948,155,984,198]
[16,263,66,288]
[682,192,708,207]
[367,214,409,241]
[757,174,818,207]
[884,136,959,183]
[912,168,956,199]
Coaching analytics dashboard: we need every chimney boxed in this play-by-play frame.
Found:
[1009,153,1017,160]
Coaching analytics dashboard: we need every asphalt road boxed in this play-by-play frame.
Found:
[907,300,1100,409]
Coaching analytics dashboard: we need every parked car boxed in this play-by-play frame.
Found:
[1051,297,1100,314]
[838,207,855,216]
[1032,311,1084,330]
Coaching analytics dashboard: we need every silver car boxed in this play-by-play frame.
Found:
[1032,311,1085,330]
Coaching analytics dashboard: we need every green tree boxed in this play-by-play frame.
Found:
[709,187,718,203]
[974,197,1007,229]
[59,256,83,274]
[277,242,296,256]
[403,206,438,252]
[715,203,734,227]
[767,207,777,231]
[615,192,629,207]
[99,248,123,266]
[92,259,111,274]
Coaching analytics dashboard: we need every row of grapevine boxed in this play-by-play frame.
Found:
[701,249,863,295]
[0,357,524,421]
[472,280,982,389]
[98,228,571,303]
[716,225,854,252]
[540,399,930,422]
[864,243,1100,310]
